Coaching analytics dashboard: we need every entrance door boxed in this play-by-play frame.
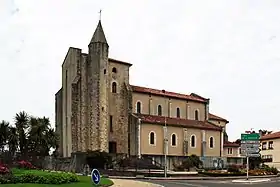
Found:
[109,141,117,154]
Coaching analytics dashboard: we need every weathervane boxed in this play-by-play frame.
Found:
[99,9,102,21]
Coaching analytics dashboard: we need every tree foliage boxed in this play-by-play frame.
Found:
[0,111,58,160]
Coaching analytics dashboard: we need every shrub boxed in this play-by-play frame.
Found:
[86,150,112,169]
[11,169,79,184]
[17,160,35,169]
[0,163,10,175]
[227,164,241,173]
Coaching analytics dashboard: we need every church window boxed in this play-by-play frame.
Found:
[157,105,162,116]
[104,69,106,74]
[112,82,117,93]
[149,131,156,145]
[136,101,141,113]
[209,136,214,148]
[171,133,177,146]
[176,107,180,118]
[195,109,199,120]
[112,67,117,73]
[190,135,196,148]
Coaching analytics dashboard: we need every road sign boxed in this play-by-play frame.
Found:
[241,144,260,148]
[241,140,259,144]
[247,153,261,157]
[91,168,101,185]
[241,133,260,141]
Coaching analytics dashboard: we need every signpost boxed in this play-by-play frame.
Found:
[91,168,101,185]
[240,133,260,180]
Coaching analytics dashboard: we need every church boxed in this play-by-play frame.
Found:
[55,20,229,168]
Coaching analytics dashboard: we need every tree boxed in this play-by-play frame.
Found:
[15,111,29,156]
[0,111,58,160]
[0,120,9,152]
[181,154,202,171]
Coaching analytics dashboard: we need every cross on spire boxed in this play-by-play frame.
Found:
[99,9,102,21]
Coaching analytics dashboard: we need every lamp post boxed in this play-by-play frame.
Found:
[162,90,167,178]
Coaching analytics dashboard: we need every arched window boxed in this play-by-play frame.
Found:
[136,101,141,113]
[209,137,214,148]
[157,105,162,116]
[195,110,199,120]
[176,107,180,118]
[112,82,117,93]
[149,131,155,145]
[190,135,196,148]
[171,133,177,146]
[112,67,117,73]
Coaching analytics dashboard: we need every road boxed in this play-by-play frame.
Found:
[143,178,280,187]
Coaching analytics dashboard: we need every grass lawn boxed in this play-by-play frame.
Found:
[1,169,114,187]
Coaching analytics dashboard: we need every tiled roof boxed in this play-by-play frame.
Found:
[209,113,229,123]
[109,58,132,67]
[223,141,240,147]
[131,85,207,103]
[261,131,280,140]
[136,113,222,131]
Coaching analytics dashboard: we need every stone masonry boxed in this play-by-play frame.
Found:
[55,21,132,157]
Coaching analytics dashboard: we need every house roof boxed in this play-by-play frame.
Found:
[136,113,222,131]
[223,141,240,147]
[261,131,280,141]
[131,85,208,103]
[209,113,229,123]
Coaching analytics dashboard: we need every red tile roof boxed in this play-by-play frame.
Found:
[209,113,229,123]
[109,58,132,67]
[261,131,280,140]
[136,114,222,131]
[223,141,240,147]
[131,85,207,103]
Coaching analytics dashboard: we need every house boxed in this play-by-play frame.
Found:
[260,131,280,169]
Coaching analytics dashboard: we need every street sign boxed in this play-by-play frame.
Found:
[247,153,261,157]
[241,143,260,148]
[241,140,259,144]
[240,133,260,158]
[91,168,101,185]
[241,133,260,141]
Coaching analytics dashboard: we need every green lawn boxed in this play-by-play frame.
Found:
[1,169,113,187]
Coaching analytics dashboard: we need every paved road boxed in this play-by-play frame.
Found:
[143,178,280,187]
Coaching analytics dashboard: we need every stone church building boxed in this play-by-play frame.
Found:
[55,20,229,168]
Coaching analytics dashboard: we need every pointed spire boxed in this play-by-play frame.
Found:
[90,20,108,44]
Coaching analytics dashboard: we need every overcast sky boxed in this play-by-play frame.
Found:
[1,0,280,141]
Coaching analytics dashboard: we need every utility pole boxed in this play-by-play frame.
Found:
[163,90,167,178]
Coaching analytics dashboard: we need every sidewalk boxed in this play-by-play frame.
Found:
[232,178,271,184]
[109,174,279,180]
[111,179,163,187]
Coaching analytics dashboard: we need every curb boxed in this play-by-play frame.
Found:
[108,175,279,180]
[232,178,271,183]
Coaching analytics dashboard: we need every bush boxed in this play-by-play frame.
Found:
[200,171,246,177]
[17,160,35,169]
[227,164,241,173]
[1,169,79,184]
[0,163,10,175]
[86,150,112,169]
[264,166,279,175]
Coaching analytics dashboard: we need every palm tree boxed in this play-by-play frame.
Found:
[0,120,9,152]
[15,111,29,156]
[7,126,18,157]
[27,117,57,156]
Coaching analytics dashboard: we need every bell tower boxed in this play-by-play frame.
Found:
[87,20,109,152]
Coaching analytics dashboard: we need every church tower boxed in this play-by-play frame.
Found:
[87,20,109,152]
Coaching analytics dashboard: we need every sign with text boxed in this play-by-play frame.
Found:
[240,133,260,157]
